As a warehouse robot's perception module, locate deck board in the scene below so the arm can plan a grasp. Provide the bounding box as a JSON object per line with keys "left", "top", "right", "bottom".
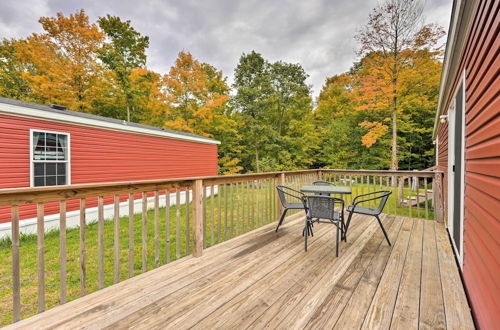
{"left": 7, "top": 214, "right": 474, "bottom": 330}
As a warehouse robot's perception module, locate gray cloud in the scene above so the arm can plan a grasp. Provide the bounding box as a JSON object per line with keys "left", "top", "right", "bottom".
{"left": 0, "top": 0, "right": 452, "bottom": 98}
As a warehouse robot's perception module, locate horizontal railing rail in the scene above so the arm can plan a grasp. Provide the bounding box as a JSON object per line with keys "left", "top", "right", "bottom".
{"left": 0, "top": 168, "right": 444, "bottom": 325}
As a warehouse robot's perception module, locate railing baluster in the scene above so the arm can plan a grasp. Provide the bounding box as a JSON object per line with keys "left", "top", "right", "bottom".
{"left": 98, "top": 196, "right": 104, "bottom": 289}
{"left": 269, "top": 178, "right": 273, "bottom": 221}
{"left": 416, "top": 178, "right": 421, "bottom": 218}
{"left": 142, "top": 192, "right": 148, "bottom": 272}
{"left": 252, "top": 180, "right": 256, "bottom": 229}
{"left": 175, "top": 189, "right": 180, "bottom": 260}
{"left": 224, "top": 184, "right": 228, "bottom": 241}
{"left": 128, "top": 193, "right": 134, "bottom": 277}
{"left": 59, "top": 200, "right": 67, "bottom": 304}
{"left": 241, "top": 182, "right": 245, "bottom": 233}
{"left": 265, "top": 179, "right": 268, "bottom": 220}
{"left": 203, "top": 185, "right": 207, "bottom": 248}
{"left": 165, "top": 188, "right": 171, "bottom": 263}
{"left": 409, "top": 178, "right": 412, "bottom": 218}
{"left": 12, "top": 205, "right": 20, "bottom": 322}
{"left": 235, "top": 182, "right": 240, "bottom": 236}
{"left": 247, "top": 181, "right": 251, "bottom": 231}
{"left": 114, "top": 194, "right": 120, "bottom": 282}
{"left": 424, "top": 178, "right": 429, "bottom": 219}
{"left": 37, "top": 202, "right": 45, "bottom": 312}
{"left": 395, "top": 178, "right": 399, "bottom": 216}
{"left": 211, "top": 185, "right": 215, "bottom": 246}
{"left": 218, "top": 184, "right": 222, "bottom": 243}
{"left": 79, "top": 198, "right": 86, "bottom": 296}
{"left": 186, "top": 188, "right": 190, "bottom": 254}
{"left": 154, "top": 191, "right": 159, "bottom": 268}
{"left": 232, "top": 183, "right": 236, "bottom": 237}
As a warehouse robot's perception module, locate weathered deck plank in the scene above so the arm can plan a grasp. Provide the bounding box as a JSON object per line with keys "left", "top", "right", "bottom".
{"left": 7, "top": 214, "right": 473, "bottom": 330}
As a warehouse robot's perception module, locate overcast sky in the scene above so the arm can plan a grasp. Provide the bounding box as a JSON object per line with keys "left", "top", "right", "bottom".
{"left": 1, "top": 0, "right": 452, "bottom": 98}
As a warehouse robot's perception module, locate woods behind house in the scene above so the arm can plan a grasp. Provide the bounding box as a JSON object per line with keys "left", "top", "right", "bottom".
{"left": 0, "top": 1, "right": 445, "bottom": 174}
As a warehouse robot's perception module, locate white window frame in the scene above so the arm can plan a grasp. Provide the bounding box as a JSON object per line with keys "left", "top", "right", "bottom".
{"left": 29, "top": 129, "right": 71, "bottom": 187}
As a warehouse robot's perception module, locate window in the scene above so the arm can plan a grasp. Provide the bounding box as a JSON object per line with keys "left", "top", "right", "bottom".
{"left": 31, "top": 130, "right": 70, "bottom": 187}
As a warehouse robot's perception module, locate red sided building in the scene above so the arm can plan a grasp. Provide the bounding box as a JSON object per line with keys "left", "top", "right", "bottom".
{"left": 434, "top": 0, "right": 499, "bottom": 328}
{"left": 0, "top": 97, "right": 219, "bottom": 236}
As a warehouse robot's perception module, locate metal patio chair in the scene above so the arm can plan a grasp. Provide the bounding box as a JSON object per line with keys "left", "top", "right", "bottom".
{"left": 275, "top": 185, "right": 306, "bottom": 232}
{"left": 312, "top": 180, "right": 333, "bottom": 196}
{"left": 343, "top": 190, "right": 392, "bottom": 246}
{"left": 302, "top": 195, "right": 345, "bottom": 256}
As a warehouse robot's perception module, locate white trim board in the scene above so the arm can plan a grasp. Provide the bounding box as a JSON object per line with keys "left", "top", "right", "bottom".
{"left": 0, "top": 186, "right": 218, "bottom": 239}
{"left": 0, "top": 102, "right": 220, "bottom": 145}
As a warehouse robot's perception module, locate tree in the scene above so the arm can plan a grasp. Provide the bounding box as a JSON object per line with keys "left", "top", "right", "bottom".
{"left": 161, "top": 51, "right": 242, "bottom": 174}
{"left": 0, "top": 39, "right": 34, "bottom": 101}
{"left": 14, "top": 10, "right": 106, "bottom": 112}
{"left": 98, "top": 15, "right": 150, "bottom": 122}
{"left": 355, "top": 0, "right": 443, "bottom": 170}
{"left": 232, "top": 51, "right": 315, "bottom": 172}
{"left": 232, "top": 51, "right": 273, "bottom": 172}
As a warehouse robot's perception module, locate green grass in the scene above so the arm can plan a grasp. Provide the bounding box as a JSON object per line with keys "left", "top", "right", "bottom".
{"left": 0, "top": 176, "right": 435, "bottom": 326}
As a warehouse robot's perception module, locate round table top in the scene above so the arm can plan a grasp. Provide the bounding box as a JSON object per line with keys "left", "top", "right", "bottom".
{"left": 300, "top": 185, "right": 352, "bottom": 194}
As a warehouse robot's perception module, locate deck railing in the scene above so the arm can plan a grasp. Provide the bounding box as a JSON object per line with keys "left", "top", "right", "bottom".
{"left": 0, "top": 169, "right": 443, "bottom": 325}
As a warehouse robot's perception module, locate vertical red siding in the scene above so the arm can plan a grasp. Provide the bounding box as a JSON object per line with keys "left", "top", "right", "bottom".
{"left": 436, "top": 1, "right": 500, "bottom": 328}
{"left": 0, "top": 114, "right": 218, "bottom": 223}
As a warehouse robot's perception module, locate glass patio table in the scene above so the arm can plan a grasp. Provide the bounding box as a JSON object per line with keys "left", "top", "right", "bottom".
{"left": 300, "top": 185, "right": 352, "bottom": 196}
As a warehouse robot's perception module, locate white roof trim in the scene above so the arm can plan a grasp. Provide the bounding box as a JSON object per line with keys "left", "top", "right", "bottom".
{"left": 0, "top": 102, "right": 220, "bottom": 145}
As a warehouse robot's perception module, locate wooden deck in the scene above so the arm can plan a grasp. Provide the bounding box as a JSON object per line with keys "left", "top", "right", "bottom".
{"left": 7, "top": 213, "right": 474, "bottom": 329}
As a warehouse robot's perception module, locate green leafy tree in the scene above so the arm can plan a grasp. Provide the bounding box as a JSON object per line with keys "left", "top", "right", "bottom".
{"left": 98, "top": 15, "right": 149, "bottom": 122}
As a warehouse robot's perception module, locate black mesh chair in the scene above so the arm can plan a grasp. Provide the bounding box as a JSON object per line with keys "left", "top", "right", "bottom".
{"left": 302, "top": 195, "right": 345, "bottom": 256}
{"left": 312, "top": 181, "right": 333, "bottom": 196}
{"left": 343, "top": 190, "right": 392, "bottom": 245}
{"left": 275, "top": 185, "right": 306, "bottom": 232}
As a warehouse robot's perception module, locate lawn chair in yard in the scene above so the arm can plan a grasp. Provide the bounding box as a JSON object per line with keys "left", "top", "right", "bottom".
{"left": 302, "top": 195, "right": 345, "bottom": 256}
{"left": 275, "top": 185, "right": 306, "bottom": 232}
{"left": 312, "top": 181, "right": 333, "bottom": 196}
{"left": 343, "top": 190, "right": 392, "bottom": 246}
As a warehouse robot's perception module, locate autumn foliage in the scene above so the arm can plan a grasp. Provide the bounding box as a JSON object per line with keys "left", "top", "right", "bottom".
{"left": 0, "top": 3, "right": 444, "bottom": 173}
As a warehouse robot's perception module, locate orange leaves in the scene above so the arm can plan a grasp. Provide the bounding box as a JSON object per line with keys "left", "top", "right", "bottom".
{"left": 161, "top": 51, "right": 231, "bottom": 138}
{"left": 359, "top": 121, "right": 388, "bottom": 148}
{"left": 14, "top": 9, "right": 106, "bottom": 112}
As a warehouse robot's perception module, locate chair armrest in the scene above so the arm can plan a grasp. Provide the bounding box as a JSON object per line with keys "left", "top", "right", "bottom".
{"left": 351, "top": 190, "right": 392, "bottom": 207}
{"left": 278, "top": 187, "right": 305, "bottom": 203}
{"left": 352, "top": 190, "right": 390, "bottom": 205}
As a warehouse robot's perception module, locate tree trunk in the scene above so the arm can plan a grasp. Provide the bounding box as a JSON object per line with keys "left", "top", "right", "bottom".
{"left": 391, "top": 102, "right": 398, "bottom": 170}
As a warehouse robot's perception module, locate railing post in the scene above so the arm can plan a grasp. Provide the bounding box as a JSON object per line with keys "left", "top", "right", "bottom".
{"left": 278, "top": 172, "right": 286, "bottom": 216}
{"left": 434, "top": 172, "right": 444, "bottom": 223}
{"left": 317, "top": 169, "right": 322, "bottom": 181}
{"left": 192, "top": 179, "right": 204, "bottom": 257}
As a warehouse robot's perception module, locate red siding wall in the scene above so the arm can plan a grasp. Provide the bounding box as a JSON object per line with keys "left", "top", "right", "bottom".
{"left": 0, "top": 113, "right": 218, "bottom": 223}
{"left": 436, "top": 1, "right": 499, "bottom": 328}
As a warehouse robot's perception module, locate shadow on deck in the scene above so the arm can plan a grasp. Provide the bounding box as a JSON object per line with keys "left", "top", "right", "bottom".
{"left": 7, "top": 213, "right": 474, "bottom": 329}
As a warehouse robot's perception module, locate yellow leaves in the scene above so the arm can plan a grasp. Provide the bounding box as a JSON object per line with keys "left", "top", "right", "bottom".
{"left": 359, "top": 121, "right": 388, "bottom": 148}
{"left": 14, "top": 10, "right": 106, "bottom": 113}
{"left": 220, "top": 157, "right": 243, "bottom": 175}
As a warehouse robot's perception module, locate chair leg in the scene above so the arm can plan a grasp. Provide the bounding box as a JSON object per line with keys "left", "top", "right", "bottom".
{"left": 343, "top": 211, "right": 353, "bottom": 242}
{"left": 336, "top": 221, "right": 340, "bottom": 257}
{"left": 275, "top": 209, "right": 288, "bottom": 232}
{"left": 304, "top": 222, "right": 309, "bottom": 252}
{"left": 375, "top": 215, "right": 391, "bottom": 246}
